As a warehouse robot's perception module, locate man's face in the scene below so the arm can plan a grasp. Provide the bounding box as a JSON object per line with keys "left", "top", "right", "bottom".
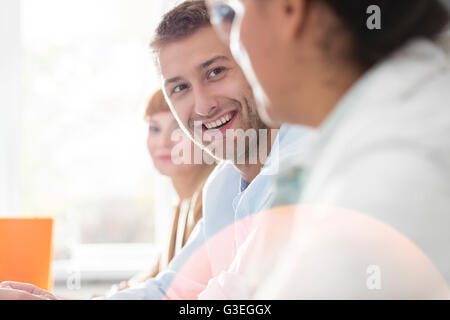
{"left": 158, "top": 26, "right": 266, "bottom": 162}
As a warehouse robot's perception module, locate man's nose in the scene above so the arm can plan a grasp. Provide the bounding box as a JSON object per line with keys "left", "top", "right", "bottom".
{"left": 193, "top": 87, "right": 219, "bottom": 117}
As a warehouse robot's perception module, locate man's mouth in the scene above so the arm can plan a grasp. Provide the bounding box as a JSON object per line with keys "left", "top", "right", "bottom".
{"left": 203, "top": 111, "right": 237, "bottom": 131}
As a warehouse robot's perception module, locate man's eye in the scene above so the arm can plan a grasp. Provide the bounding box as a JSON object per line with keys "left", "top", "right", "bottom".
{"left": 207, "top": 67, "right": 226, "bottom": 80}
{"left": 173, "top": 84, "right": 188, "bottom": 94}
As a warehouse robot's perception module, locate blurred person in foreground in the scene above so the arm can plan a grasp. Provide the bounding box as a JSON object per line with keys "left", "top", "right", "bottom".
{"left": 199, "top": 0, "right": 450, "bottom": 298}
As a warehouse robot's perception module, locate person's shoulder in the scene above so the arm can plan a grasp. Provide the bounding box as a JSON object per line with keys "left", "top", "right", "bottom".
{"left": 206, "top": 161, "right": 238, "bottom": 182}
{"left": 269, "top": 124, "right": 316, "bottom": 170}
{"left": 201, "top": 161, "right": 242, "bottom": 228}
{"left": 203, "top": 161, "right": 241, "bottom": 196}
{"left": 279, "top": 124, "right": 313, "bottom": 144}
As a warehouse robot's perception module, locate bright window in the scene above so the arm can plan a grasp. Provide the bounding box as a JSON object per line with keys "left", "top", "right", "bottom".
{"left": 0, "top": 0, "right": 179, "bottom": 295}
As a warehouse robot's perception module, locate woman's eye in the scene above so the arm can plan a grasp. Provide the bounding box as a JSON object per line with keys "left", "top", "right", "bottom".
{"left": 173, "top": 84, "right": 188, "bottom": 94}
{"left": 215, "top": 4, "right": 235, "bottom": 24}
{"left": 149, "top": 126, "right": 160, "bottom": 133}
{"left": 208, "top": 67, "right": 225, "bottom": 80}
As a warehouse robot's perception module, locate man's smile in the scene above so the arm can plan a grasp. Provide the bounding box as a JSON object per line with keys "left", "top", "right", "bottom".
{"left": 201, "top": 110, "right": 238, "bottom": 135}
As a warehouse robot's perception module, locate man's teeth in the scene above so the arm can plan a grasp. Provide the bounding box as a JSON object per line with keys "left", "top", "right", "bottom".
{"left": 205, "top": 113, "right": 233, "bottom": 129}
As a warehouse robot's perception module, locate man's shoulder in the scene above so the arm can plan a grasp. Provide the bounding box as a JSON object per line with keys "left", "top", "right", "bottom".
{"left": 201, "top": 161, "right": 242, "bottom": 233}
{"left": 205, "top": 160, "right": 239, "bottom": 184}
{"left": 203, "top": 161, "right": 241, "bottom": 201}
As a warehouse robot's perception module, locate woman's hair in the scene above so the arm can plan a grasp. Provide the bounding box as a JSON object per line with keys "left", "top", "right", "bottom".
{"left": 323, "top": 0, "right": 450, "bottom": 68}
{"left": 144, "top": 89, "right": 171, "bottom": 121}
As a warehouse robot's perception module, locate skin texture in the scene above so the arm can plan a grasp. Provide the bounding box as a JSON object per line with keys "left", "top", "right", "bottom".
{"left": 159, "top": 26, "right": 271, "bottom": 182}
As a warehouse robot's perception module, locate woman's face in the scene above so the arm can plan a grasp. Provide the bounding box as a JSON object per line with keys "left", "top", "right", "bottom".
{"left": 207, "top": 0, "right": 314, "bottom": 126}
{"left": 147, "top": 111, "right": 195, "bottom": 177}
{"left": 207, "top": 0, "right": 292, "bottom": 125}
{"left": 209, "top": 0, "right": 363, "bottom": 128}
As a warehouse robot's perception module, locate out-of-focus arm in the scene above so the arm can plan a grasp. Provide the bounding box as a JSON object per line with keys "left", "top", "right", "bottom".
{"left": 100, "top": 219, "right": 213, "bottom": 300}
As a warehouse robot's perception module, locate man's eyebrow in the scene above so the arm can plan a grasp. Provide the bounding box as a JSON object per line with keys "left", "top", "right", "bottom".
{"left": 164, "top": 76, "right": 183, "bottom": 86}
{"left": 198, "top": 55, "right": 230, "bottom": 70}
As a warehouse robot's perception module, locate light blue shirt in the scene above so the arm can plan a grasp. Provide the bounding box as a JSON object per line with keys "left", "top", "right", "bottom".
{"left": 103, "top": 124, "right": 313, "bottom": 299}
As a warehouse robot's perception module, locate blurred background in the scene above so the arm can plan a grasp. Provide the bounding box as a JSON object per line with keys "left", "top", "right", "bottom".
{"left": 0, "top": 0, "right": 179, "bottom": 298}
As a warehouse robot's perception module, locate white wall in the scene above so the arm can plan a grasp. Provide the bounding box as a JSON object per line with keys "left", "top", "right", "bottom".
{"left": 0, "top": 0, "right": 21, "bottom": 216}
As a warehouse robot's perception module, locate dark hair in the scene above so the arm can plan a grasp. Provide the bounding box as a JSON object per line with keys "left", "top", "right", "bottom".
{"left": 323, "top": 0, "right": 449, "bottom": 68}
{"left": 150, "top": 0, "right": 210, "bottom": 51}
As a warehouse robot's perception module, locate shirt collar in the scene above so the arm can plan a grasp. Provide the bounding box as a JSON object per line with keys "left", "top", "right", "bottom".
{"left": 240, "top": 178, "right": 250, "bottom": 193}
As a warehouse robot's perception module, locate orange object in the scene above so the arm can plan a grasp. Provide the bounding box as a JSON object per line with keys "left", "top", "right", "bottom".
{"left": 0, "top": 218, "right": 54, "bottom": 290}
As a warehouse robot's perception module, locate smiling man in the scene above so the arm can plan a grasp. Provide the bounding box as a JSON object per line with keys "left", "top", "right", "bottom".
{"left": 155, "top": 24, "right": 272, "bottom": 182}
{"left": 98, "top": 0, "right": 310, "bottom": 299}
{"left": 0, "top": 0, "right": 311, "bottom": 300}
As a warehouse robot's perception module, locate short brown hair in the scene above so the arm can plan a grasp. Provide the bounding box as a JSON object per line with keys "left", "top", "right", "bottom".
{"left": 150, "top": 0, "right": 210, "bottom": 51}
{"left": 144, "top": 89, "right": 171, "bottom": 121}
